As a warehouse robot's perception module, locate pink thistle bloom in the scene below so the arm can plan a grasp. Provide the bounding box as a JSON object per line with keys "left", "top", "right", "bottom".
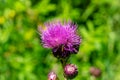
{"left": 39, "top": 21, "right": 81, "bottom": 58}
{"left": 48, "top": 71, "right": 59, "bottom": 80}
{"left": 64, "top": 64, "right": 78, "bottom": 79}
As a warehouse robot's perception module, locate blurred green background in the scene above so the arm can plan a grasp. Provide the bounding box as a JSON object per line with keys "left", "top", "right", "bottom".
{"left": 0, "top": 0, "right": 120, "bottom": 80}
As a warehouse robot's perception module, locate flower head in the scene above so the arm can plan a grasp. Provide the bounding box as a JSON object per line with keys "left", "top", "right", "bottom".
{"left": 48, "top": 71, "right": 59, "bottom": 80}
{"left": 64, "top": 64, "right": 78, "bottom": 79}
{"left": 39, "top": 20, "right": 81, "bottom": 58}
{"left": 90, "top": 67, "right": 101, "bottom": 77}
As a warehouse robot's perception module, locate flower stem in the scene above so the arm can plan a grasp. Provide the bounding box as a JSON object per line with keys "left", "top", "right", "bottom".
{"left": 60, "top": 58, "right": 70, "bottom": 80}
{"left": 60, "top": 57, "right": 69, "bottom": 68}
{"left": 64, "top": 78, "right": 72, "bottom": 80}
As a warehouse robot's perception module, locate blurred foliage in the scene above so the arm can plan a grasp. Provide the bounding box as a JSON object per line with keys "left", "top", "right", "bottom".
{"left": 0, "top": 0, "right": 120, "bottom": 80}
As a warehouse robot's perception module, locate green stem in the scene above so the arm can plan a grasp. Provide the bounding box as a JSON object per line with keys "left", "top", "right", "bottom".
{"left": 60, "top": 57, "right": 69, "bottom": 67}
{"left": 60, "top": 57, "right": 70, "bottom": 80}
{"left": 65, "top": 78, "right": 72, "bottom": 80}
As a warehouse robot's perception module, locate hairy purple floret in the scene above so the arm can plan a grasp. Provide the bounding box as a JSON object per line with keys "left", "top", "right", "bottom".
{"left": 48, "top": 71, "right": 58, "bottom": 80}
{"left": 64, "top": 64, "right": 78, "bottom": 79}
{"left": 39, "top": 21, "right": 81, "bottom": 58}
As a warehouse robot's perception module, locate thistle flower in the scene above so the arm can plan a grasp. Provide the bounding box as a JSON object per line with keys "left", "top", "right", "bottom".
{"left": 39, "top": 20, "right": 81, "bottom": 58}
{"left": 90, "top": 67, "right": 101, "bottom": 77}
{"left": 64, "top": 64, "right": 78, "bottom": 79}
{"left": 48, "top": 71, "right": 59, "bottom": 80}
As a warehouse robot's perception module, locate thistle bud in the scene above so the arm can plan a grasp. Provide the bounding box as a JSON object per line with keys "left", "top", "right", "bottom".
{"left": 90, "top": 67, "right": 101, "bottom": 77}
{"left": 48, "top": 71, "right": 59, "bottom": 80}
{"left": 64, "top": 64, "right": 78, "bottom": 79}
